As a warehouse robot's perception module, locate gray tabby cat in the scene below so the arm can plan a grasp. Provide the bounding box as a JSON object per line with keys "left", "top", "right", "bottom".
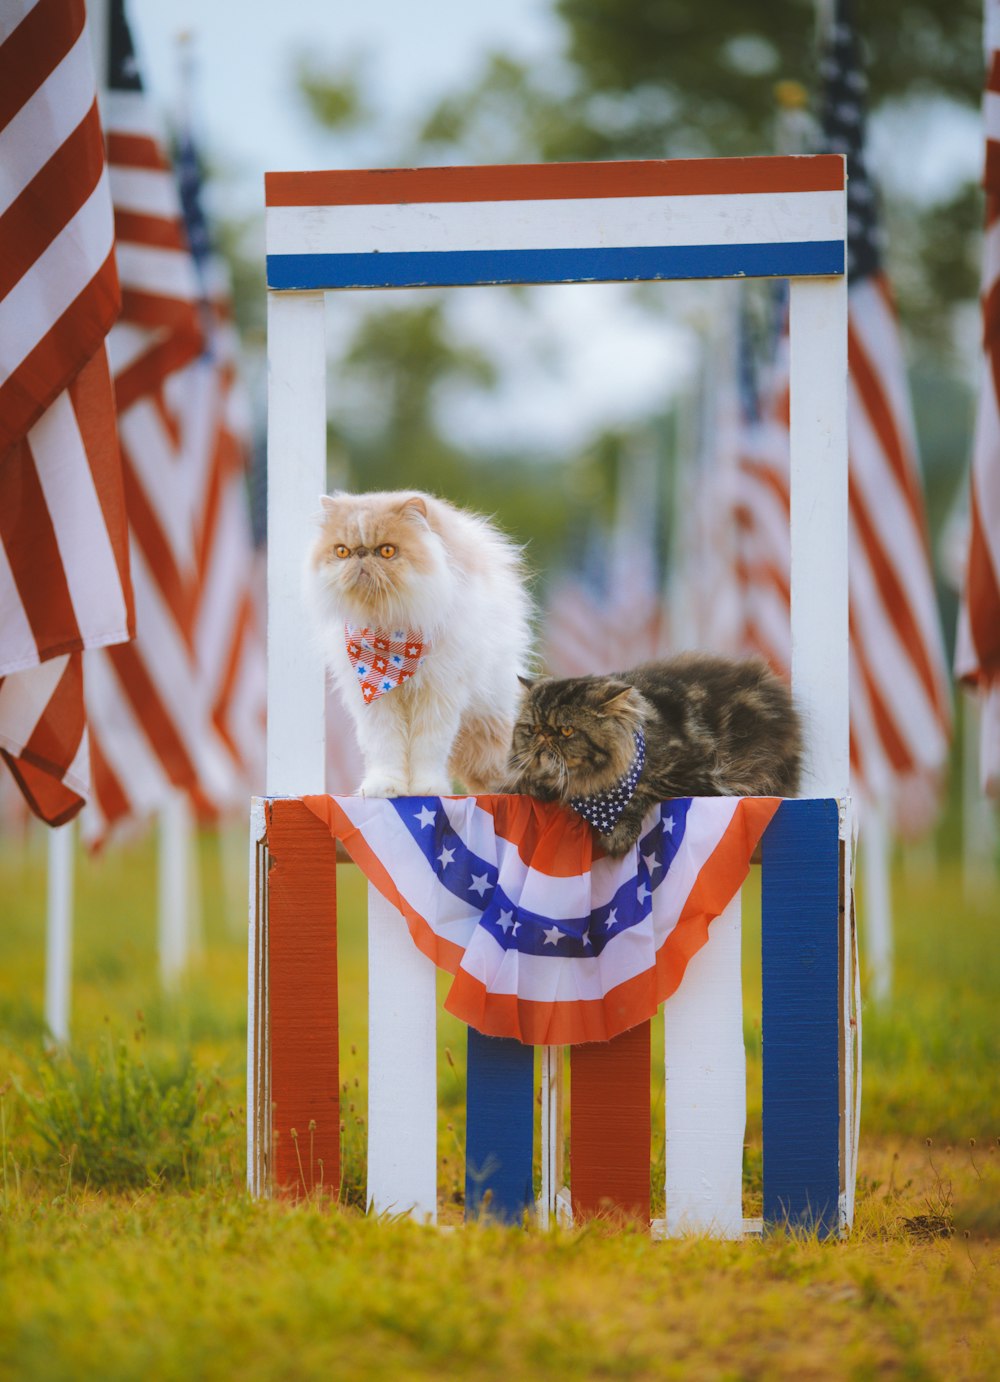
{"left": 506, "top": 653, "right": 802, "bottom": 856}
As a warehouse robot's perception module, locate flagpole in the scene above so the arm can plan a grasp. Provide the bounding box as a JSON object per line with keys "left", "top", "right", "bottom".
{"left": 44, "top": 822, "right": 74, "bottom": 1043}
{"left": 41, "top": 0, "right": 113, "bottom": 1047}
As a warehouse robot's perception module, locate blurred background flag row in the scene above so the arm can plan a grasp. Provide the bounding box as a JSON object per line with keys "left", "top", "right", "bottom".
{"left": 667, "top": 0, "right": 954, "bottom": 844}
{"left": 82, "top": 0, "right": 261, "bottom": 845}
{"left": 955, "top": 0, "right": 1000, "bottom": 800}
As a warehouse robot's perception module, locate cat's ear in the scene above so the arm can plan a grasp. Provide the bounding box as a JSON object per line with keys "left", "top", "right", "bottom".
{"left": 399, "top": 495, "right": 429, "bottom": 523}
{"left": 517, "top": 674, "right": 536, "bottom": 691}
{"left": 599, "top": 684, "right": 636, "bottom": 716}
{"left": 318, "top": 492, "right": 344, "bottom": 514}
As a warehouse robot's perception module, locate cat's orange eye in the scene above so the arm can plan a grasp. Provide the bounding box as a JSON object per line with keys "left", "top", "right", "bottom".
{"left": 559, "top": 726, "right": 574, "bottom": 738}
{"left": 334, "top": 544, "right": 350, "bottom": 559}
{"left": 378, "top": 544, "right": 397, "bottom": 559}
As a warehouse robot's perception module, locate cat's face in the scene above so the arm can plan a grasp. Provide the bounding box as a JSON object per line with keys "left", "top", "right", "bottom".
{"left": 508, "top": 675, "right": 644, "bottom": 801}
{"left": 308, "top": 492, "right": 445, "bottom": 625}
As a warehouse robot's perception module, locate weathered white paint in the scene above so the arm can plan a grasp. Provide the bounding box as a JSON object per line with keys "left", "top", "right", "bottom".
{"left": 44, "top": 822, "right": 74, "bottom": 1044}
{"left": 267, "top": 191, "right": 846, "bottom": 259}
{"left": 367, "top": 885, "right": 438, "bottom": 1222}
{"left": 789, "top": 274, "right": 850, "bottom": 798}
{"left": 538, "top": 1046, "right": 565, "bottom": 1227}
{"left": 266, "top": 290, "right": 327, "bottom": 796}
{"left": 662, "top": 892, "right": 745, "bottom": 1237}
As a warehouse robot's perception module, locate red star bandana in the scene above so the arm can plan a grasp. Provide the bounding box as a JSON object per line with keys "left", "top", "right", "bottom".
{"left": 345, "top": 624, "right": 429, "bottom": 704}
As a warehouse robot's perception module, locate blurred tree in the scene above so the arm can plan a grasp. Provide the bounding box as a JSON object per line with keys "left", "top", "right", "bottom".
{"left": 289, "top": 0, "right": 981, "bottom": 570}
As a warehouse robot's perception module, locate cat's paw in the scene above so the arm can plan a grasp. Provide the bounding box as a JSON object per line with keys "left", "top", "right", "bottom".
{"left": 358, "top": 773, "right": 408, "bottom": 798}
{"left": 599, "top": 822, "right": 641, "bottom": 858}
{"left": 407, "top": 773, "right": 454, "bottom": 797}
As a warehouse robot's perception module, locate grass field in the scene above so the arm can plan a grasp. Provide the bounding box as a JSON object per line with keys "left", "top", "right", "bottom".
{"left": 1, "top": 820, "right": 998, "bottom": 1381}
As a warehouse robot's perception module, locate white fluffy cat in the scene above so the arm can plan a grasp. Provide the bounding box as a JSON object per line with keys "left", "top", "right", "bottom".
{"left": 305, "top": 489, "right": 533, "bottom": 797}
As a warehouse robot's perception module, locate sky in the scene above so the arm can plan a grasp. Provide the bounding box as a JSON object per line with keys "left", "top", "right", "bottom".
{"left": 122, "top": 0, "right": 703, "bottom": 454}
{"left": 122, "top": 0, "right": 983, "bottom": 457}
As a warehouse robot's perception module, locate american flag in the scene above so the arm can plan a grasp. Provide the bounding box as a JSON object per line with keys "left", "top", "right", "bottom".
{"left": 719, "top": 3, "right": 951, "bottom": 836}
{"left": 0, "top": 0, "right": 134, "bottom": 825}
{"left": 173, "top": 123, "right": 267, "bottom": 808}
{"left": 543, "top": 453, "right": 670, "bottom": 677}
{"left": 303, "top": 791, "right": 778, "bottom": 1044}
{"left": 83, "top": 0, "right": 237, "bottom": 841}
{"left": 821, "top": 0, "right": 952, "bottom": 834}
{"left": 955, "top": 4, "right": 1000, "bottom": 799}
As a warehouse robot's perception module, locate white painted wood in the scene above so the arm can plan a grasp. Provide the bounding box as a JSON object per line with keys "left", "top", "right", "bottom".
{"left": 788, "top": 272, "right": 850, "bottom": 798}
{"left": 267, "top": 191, "right": 846, "bottom": 259}
{"left": 44, "top": 822, "right": 74, "bottom": 1044}
{"left": 663, "top": 892, "right": 745, "bottom": 1237}
{"left": 158, "top": 792, "right": 192, "bottom": 989}
{"left": 538, "top": 1046, "right": 565, "bottom": 1227}
{"left": 861, "top": 800, "right": 892, "bottom": 1005}
{"left": 266, "top": 290, "right": 327, "bottom": 796}
{"left": 367, "top": 884, "right": 437, "bottom": 1222}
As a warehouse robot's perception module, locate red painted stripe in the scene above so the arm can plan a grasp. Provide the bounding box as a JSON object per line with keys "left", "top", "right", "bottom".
{"left": 266, "top": 155, "right": 845, "bottom": 208}
{"left": 571, "top": 1022, "right": 651, "bottom": 1223}
{"left": 266, "top": 798, "right": 340, "bottom": 1199}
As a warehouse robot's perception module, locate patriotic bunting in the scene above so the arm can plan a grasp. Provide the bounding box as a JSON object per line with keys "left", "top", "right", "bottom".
{"left": 303, "top": 793, "right": 779, "bottom": 1044}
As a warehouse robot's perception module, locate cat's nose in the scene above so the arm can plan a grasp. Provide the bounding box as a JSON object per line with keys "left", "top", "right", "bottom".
{"left": 355, "top": 546, "right": 369, "bottom": 557}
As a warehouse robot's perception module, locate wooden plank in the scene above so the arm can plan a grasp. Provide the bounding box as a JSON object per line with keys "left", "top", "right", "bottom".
{"left": 570, "top": 1022, "right": 651, "bottom": 1223}
{"left": 663, "top": 892, "right": 745, "bottom": 1237}
{"left": 265, "top": 155, "right": 846, "bottom": 208}
{"left": 367, "top": 884, "right": 438, "bottom": 1222}
{"left": 266, "top": 798, "right": 340, "bottom": 1198}
{"left": 539, "top": 1045, "right": 565, "bottom": 1227}
{"left": 788, "top": 273, "right": 850, "bottom": 798}
{"left": 465, "top": 1029, "right": 535, "bottom": 1224}
{"left": 761, "top": 798, "right": 841, "bottom": 1236}
{"left": 265, "top": 289, "right": 327, "bottom": 796}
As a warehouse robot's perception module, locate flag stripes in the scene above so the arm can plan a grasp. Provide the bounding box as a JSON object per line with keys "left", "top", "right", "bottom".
{"left": 956, "top": 34, "right": 1000, "bottom": 797}
{"left": 0, "top": 0, "right": 132, "bottom": 823}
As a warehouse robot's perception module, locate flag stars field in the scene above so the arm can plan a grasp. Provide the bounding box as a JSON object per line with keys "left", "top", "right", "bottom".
{"left": 415, "top": 805, "right": 436, "bottom": 828}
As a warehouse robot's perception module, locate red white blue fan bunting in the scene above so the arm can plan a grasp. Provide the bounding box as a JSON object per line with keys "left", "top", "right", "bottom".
{"left": 303, "top": 793, "right": 779, "bottom": 1044}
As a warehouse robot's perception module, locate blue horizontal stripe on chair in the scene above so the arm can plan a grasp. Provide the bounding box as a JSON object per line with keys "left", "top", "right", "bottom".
{"left": 266, "top": 241, "right": 845, "bottom": 291}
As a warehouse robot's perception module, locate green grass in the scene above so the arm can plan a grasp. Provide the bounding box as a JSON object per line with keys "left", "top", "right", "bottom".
{"left": 0, "top": 821, "right": 998, "bottom": 1380}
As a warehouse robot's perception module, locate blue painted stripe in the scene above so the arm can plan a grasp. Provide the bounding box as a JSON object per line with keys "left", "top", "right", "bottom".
{"left": 267, "top": 241, "right": 845, "bottom": 290}
{"left": 465, "top": 1028, "right": 535, "bottom": 1224}
{"left": 761, "top": 798, "right": 841, "bottom": 1238}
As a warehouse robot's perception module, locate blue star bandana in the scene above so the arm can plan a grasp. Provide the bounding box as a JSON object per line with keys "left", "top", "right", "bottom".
{"left": 569, "top": 728, "right": 646, "bottom": 835}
